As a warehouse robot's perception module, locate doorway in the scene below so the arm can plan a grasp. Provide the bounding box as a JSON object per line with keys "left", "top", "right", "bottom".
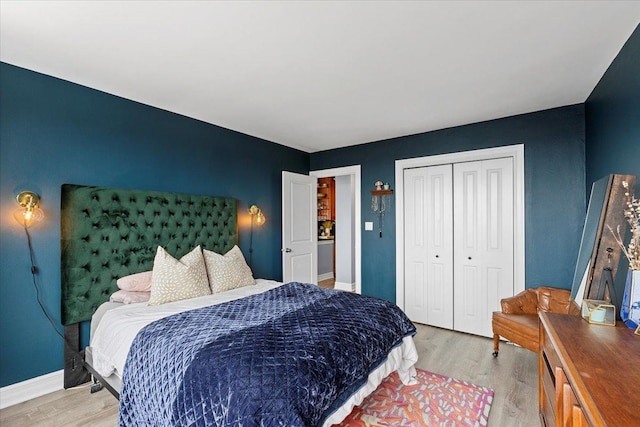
{"left": 311, "top": 165, "right": 362, "bottom": 294}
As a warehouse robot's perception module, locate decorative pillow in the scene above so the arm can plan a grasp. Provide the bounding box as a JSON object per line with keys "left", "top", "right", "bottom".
{"left": 203, "top": 245, "right": 255, "bottom": 294}
{"left": 110, "top": 290, "right": 151, "bottom": 304}
{"left": 116, "top": 271, "right": 153, "bottom": 292}
{"left": 148, "top": 245, "right": 211, "bottom": 306}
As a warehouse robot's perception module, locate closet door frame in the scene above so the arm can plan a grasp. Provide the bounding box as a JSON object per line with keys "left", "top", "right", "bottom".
{"left": 395, "top": 144, "right": 525, "bottom": 310}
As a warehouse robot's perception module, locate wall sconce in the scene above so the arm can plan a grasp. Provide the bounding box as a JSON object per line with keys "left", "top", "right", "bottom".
{"left": 371, "top": 182, "right": 393, "bottom": 238}
{"left": 248, "top": 205, "right": 266, "bottom": 268}
{"left": 249, "top": 205, "right": 266, "bottom": 226}
{"left": 14, "top": 191, "right": 44, "bottom": 228}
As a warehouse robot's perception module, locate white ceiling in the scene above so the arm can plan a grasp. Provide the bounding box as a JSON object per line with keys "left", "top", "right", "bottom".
{"left": 2, "top": 1, "right": 639, "bottom": 153}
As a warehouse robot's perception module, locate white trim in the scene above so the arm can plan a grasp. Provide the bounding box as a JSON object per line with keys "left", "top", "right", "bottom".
{"left": 310, "top": 165, "right": 362, "bottom": 294}
{"left": 334, "top": 281, "right": 355, "bottom": 292}
{"left": 0, "top": 370, "right": 64, "bottom": 409}
{"left": 395, "top": 144, "right": 525, "bottom": 310}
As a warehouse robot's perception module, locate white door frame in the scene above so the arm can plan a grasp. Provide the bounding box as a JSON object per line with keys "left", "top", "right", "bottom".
{"left": 395, "top": 144, "right": 525, "bottom": 310}
{"left": 310, "top": 165, "right": 362, "bottom": 294}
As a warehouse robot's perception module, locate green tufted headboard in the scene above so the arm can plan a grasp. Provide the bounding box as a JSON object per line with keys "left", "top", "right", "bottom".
{"left": 60, "top": 184, "right": 238, "bottom": 325}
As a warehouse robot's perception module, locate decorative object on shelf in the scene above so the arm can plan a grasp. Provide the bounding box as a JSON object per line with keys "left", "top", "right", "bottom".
{"left": 581, "top": 299, "right": 616, "bottom": 326}
{"left": 320, "top": 220, "right": 333, "bottom": 238}
{"left": 248, "top": 205, "right": 265, "bottom": 268}
{"left": 371, "top": 182, "right": 393, "bottom": 238}
{"left": 635, "top": 324, "right": 640, "bottom": 336}
{"left": 14, "top": 190, "right": 44, "bottom": 228}
{"left": 316, "top": 177, "right": 334, "bottom": 225}
{"left": 608, "top": 180, "right": 640, "bottom": 328}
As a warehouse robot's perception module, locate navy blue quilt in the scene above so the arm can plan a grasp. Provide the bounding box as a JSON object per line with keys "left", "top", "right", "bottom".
{"left": 118, "top": 282, "right": 416, "bottom": 427}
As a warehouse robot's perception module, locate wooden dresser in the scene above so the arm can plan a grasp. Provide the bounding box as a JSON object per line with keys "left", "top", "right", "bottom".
{"left": 539, "top": 312, "right": 640, "bottom": 426}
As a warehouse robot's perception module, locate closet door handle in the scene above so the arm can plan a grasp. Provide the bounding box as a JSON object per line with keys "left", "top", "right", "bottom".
{"left": 435, "top": 255, "right": 439, "bottom": 258}
{"left": 282, "top": 248, "right": 292, "bottom": 253}
{"left": 468, "top": 256, "right": 472, "bottom": 260}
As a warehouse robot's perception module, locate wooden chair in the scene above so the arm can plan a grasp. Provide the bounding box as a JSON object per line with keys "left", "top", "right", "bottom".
{"left": 491, "top": 287, "right": 580, "bottom": 357}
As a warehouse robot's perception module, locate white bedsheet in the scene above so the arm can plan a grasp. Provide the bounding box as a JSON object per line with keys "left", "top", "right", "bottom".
{"left": 89, "top": 279, "right": 283, "bottom": 378}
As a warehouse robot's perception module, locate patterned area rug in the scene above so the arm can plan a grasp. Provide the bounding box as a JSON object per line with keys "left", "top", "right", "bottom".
{"left": 336, "top": 368, "right": 494, "bottom": 427}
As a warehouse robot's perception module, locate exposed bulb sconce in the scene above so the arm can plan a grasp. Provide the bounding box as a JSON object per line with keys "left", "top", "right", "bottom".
{"left": 14, "top": 191, "right": 44, "bottom": 228}
{"left": 249, "top": 205, "right": 266, "bottom": 226}
{"left": 248, "top": 205, "right": 266, "bottom": 269}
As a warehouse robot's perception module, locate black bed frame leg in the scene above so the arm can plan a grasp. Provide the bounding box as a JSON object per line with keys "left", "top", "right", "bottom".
{"left": 90, "top": 376, "right": 104, "bottom": 393}
{"left": 64, "top": 324, "right": 91, "bottom": 389}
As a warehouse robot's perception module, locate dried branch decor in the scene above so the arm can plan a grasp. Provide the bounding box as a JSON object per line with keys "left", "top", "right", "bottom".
{"left": 608, "top": 181, "right": 640, "bottom": 271}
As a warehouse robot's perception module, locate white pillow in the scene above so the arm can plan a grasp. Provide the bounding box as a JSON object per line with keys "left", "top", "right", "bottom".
{"left": 116, "top": 271, "right": 152, "bottom": 292}
{"left": 203, "top": 245, "right": 255, "bottom": 294}
{"left": 148, "top": 245, "right": 211, "bottom": 306}
{"left": 110, "top": 290, "right": 151, "bottom": 304}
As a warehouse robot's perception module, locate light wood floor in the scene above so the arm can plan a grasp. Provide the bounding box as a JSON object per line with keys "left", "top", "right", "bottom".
{"left": 0, "top": 324, "right": 538, "bottom": 426}
{"left": 318, "top": 278, "right": 335, "bottom": 289}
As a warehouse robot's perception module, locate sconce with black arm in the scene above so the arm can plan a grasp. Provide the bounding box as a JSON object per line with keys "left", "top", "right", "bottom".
{"left": 14, "top": 191, "right": 84, "bottom": 375}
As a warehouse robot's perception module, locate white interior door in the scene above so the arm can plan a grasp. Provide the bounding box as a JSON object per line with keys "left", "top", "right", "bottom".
{"left": 282, "top": 171, "right": 318, "bottom": 284}
{"left": 453, "top": 158, "right": 514, "bottom": 337}
{"left": 404, "top": 165, "right": 454, "bottom": 328}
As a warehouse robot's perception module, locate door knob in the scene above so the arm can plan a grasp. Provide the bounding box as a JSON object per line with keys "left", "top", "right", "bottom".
{"left": 468, "top": 256, "right": 472, "bottom": 260}
{"left": 282, "top": 248, "right": 292, "bottom": 253}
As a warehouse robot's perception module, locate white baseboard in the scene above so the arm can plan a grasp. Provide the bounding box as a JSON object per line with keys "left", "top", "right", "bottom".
{"left": 0, "top": 370, "right": 63, "bottom": 409}
{"left": 318, "top": 272, "right": 334, "bottom": 282}
{"left": 334, "top": 281, "right": 355, "bottom": 292}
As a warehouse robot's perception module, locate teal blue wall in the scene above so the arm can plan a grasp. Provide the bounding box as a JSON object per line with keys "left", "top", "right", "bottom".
{"left": 311, "top": 105, "right": 587, "bottom": 302}
{"left": 585, "top": 24, "right": 640, "bottom": 307}
{"left": 0, "top": 63, "right": 308, "bottom": 387}
{"left": 585, "top": 24, "right": 640, "bottom": 186}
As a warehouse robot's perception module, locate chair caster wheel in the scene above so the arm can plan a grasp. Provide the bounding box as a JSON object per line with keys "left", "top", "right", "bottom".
{"left": 492, "top": 352, "right": 498, "bottom": 358}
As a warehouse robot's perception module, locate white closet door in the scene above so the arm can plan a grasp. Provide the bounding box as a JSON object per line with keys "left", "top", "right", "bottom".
{"left": 453, "top": 158, "right": 514, "bottom": 337}
{"left": 404, "top": 165, "right": 453, "bottom": 328}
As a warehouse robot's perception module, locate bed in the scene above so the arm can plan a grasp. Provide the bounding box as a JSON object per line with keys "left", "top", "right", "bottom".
{"left": 61, "top": 184, "right": 418, "bottom": 426}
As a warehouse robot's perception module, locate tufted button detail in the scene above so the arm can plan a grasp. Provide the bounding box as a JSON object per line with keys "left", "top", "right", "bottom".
{"left": 61, "top": 185, "right": 239, "bottom": 325}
